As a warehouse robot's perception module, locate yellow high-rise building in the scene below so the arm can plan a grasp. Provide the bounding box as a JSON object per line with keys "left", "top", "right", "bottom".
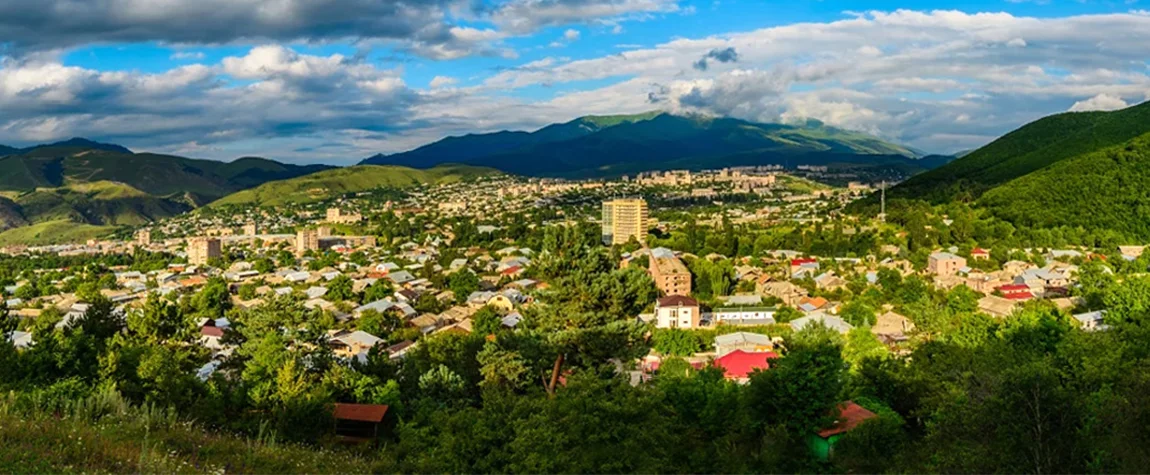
{"left": 602, "top": 198, "right": 649, "bottom": 245}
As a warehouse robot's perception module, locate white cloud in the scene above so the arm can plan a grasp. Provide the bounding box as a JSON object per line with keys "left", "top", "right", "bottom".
{"left": 4, "top": 9, "right": 1150, "bottom": 162}
{"left": 170, "top": 51, "right": 206, "bottom": 61}
{"left": 565, "top": 28, "right": 582, "bottom": 41}
{"left": 1069, "top": 93, "right": 1129, "bottom": 112}
{"left": 430, "top": 76, "right": 458, "bottom": 88}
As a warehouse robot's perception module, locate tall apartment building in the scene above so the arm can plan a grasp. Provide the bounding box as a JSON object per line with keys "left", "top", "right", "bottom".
{"left": 187, "top": 237, "right": 221, "bottom": 266}
{"left": 296, "top": 229, "right": 319, "bottom": 255}
{"left": 135, "top": 229, "right": 151, "bottom": 246}
{"left": 649, "top": 247, "right": 692, "bottom": 296}
{"left": 601, "top": 198, "right": 649, "bottom": 245}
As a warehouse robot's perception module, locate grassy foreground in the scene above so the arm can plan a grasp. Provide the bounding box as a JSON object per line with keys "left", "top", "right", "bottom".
{"left": 0, "top": 388, "right": 383, "bottom": 474}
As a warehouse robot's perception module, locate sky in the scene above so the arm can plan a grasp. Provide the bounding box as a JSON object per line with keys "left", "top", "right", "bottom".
{"left": 1, "top": 0, "right": 1149, "bottom": 165}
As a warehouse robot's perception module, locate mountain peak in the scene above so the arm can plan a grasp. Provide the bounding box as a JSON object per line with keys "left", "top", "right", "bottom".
{"left": 40, "top": 138, "right": 133, "bottom": 154}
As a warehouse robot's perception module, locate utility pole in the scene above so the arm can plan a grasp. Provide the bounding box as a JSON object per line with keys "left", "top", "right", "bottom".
{"left": 879, "top": 180, "right": 886, "bottom": 222}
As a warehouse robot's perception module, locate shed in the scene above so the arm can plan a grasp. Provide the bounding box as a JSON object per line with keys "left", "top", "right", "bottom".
{"left": 333, "top": 403, "right": 389, "bottom": 442}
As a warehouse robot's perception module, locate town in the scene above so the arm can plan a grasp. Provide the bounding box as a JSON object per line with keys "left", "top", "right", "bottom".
{"left": 0, "top": 162, "right": 1134, "bottom": 471}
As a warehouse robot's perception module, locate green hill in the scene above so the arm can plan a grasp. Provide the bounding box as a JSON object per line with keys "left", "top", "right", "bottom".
{"left": 0, "top": 181, "right": 195, "bottom": 245}
{"left": 883, "top": 100, "right": 1150, "bottom": 203}
{"left": 212, "top": 164, "right": 497, "bottom": 207}
{"left": 978, "top": 132, "right": 1150, "bottom": 239}
{"left": 361, "top": 112, "right": 929, "bottom": 177}
{"left": 0, "top": 141, "right": 334, "bottom": 200}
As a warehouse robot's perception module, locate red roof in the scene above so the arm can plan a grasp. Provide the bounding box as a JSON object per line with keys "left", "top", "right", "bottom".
{"left": 997, "top": 284, "right": 1033, "bottom": 300}
{"left": 971, "top": 248, "right": 989, "bottom": 255}
{"left": 791, "top": 258, "right": 817, "bottom": 266}
{"left": 816, "top": 401, "right": 878, "bottom": 438}
{"left": 713, "top": 350, "right": 780, "bottom": 379}
{"left": 200, "top": 326, "right": 224, "bottom": 338}
{"left": 501, "top": 266, "right": 523, "bottom": 276}
{"left": 333, "top": 403, "right": 389, "bottom": 423}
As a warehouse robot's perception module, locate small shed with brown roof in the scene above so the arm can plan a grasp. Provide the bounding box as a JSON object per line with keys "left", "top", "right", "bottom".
{"left": 333, "top": 403, "right": 389, "bottom": 442}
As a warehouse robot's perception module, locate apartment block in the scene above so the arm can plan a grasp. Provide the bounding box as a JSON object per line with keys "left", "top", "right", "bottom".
{"left": 649, "top": 247, "right": 692, "bottom": 296}
{"left": 187, "top": 237, "right": 221, "bottom": 266}
{"left": 602, "top": 198, "right": 649, "bottom": 245}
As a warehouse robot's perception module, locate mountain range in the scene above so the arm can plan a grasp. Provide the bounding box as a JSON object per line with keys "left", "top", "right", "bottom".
{"left": 360, "top": 112, "right": 940, "bottom": 178}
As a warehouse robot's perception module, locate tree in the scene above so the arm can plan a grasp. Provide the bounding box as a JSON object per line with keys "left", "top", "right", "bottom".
{"left": 447, "top": 270, "right": 480, "bottom": 304}
{"left": 357, "top": 309, "right": 404, "bottom": 339}
{"left": 363, "top": 279, "right": 393, "bottom": 303}
{"left": 652, "top": 328, "right": 703, "bottom": 356}
{"left": 472, "top": 306, "right": 503, "bottom": 336}
{"left": 326, "top": 274, "right": 355, "bottom": 303}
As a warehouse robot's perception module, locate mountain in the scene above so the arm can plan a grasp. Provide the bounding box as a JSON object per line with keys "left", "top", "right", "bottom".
{"left": 361, "top": 112, "right": 928, "bottom": 178}
{"left": 882, "top": 100, "right": 1150, "bottom": 203}
{"left": 978, "top": 132, "right": 1150, "bottom": 239}
{"left": 0, "top": 140, "right": 335, "bottom": 200}
{"left": 0, "top": 181, "right": 195, "bottom": 245}
{"left": 0, "top": 138, "right": 338, "bottom": 245}
{"left": 211, "top": 164, "right": 497, "bottom": 207}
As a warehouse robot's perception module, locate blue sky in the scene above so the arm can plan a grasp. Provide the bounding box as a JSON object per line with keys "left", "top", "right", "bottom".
{"left": 1, "top": 0, "right": 1149, "bottom": 164}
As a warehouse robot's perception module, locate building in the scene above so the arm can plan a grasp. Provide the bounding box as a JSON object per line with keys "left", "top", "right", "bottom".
{"left": 714, "top": 332, "right": 776, "bottom": 356}
{"left": 136, "top": 229, "right": 151, "bottom": 246}
{"left": 326, "top": 208, "right": 363, "bottom": 224}
{"left": 242, "top": 223, "right": 258, "bottom": 236}
{"left": 708, "top": 307, "right": 777, "bottom": 326}
{"left": 296, "top": 229, "right": 319, "bottom": 255}
{"left": 649, "top": 247, "right": 692, "bottom": 296}
{"left": 928, "top": 251, "right": 967, "bottom": 276}
{"left": 810, "top": 402, "right": 879, "bottom": 461}
{"left": 187, "top": 237, "right": 221, "bottom": 266}
{"left": 602, "top": 198, "right": 649, "bottom": 245}
{"left": 971, "top": 248, "right": 990, "bottom": 260}
{"left": 654, "top": 295, "right": 701, "bottom": 329}
{"left": 713, "top": 349, "right": 780, "bottom": 382}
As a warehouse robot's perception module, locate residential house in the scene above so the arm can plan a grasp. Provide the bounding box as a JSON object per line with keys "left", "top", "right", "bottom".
{"left": 790, "top": 258, "right": 820, "bottom": 279}
{"left": 814, "top": 271, "right": 847, "bottom": 291}
{"left": 978, "top": 295, "right": 1019, "bottom": 318}
{"left": 654, "top": 295, "right": 701, "bottom": 329}
{"left": 928, "top": 251, "right": 966, "bottom": 277}
{"left": 708, "top": 307, "right": 777, "bottom": 326}
{"left": 1072, "top": 310, "right": 1108, "bottom": 332}
{"left": 713, "top": 349, "right": 780, "bottom": 383}
{"left": 759, "top": 281, "right": 809, "bottom": 306}
{"left": 970, "top": 248, "right": 990, "bottom": 260}
{"left": 796, "top": 296, "right": 829, "bottom": 314}
{"left": 714, "top": 332, "right": 776, "bottom": 356}
{"left": 996, "top": 284, "right": 1034, "bottom": 301}
{"left": 329, "top": 330, "right": 385, "bottom": 361}
{"left": 810, "top": 402, "right": 879, "bottom": 461}
{"left": 649, "top": 247, "right": 692, "bottom": 296}
{"left": 872, "top": 311, "right": 914, "bottom": 342}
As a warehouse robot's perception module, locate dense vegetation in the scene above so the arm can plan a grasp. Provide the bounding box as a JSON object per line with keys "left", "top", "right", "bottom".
{"left": 210, "top": 164, "right": 498, "bottom": 207}
{"left": 980, "top": 132, "right": 1150, "bottom": 239}
{"left": 880, "top": 100, "right": 1150, "bottom": 204}
{"left": 362, "top": 112, "right": 936, "bottom": 178}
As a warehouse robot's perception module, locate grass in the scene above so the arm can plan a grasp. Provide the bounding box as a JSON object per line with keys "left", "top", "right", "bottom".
{"left": 0, "top": 387, "right": 383, "bottom": 474}
{"left": 0, "top": 220, "right": 117, "bottom": 246}
{"left": 211, "top": 164, "right": 497, "bottom": 207}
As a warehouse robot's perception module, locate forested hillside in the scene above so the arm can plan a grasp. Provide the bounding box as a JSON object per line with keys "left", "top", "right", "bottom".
{"left": 881, "top": 100, "right": 1150, "bottom": 203}
{"left": 979, "top": 132, "right": 1150, "bottom": 238}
